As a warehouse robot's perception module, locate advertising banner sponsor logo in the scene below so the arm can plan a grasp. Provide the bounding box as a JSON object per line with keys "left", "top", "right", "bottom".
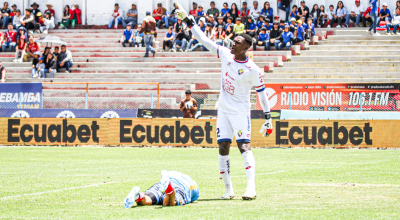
{"left": 2, "top": 118, "right": 399, "bottom": 148}
{"left": 137, "top": 109, "right": 280, "bottom": 119}
{"left": 0, "top": 109, "right": 137, "bottom": 118}
{"left": 0, "top": 83, "right": 42, "bottom": 109}
{"left": 258, "top": 83, "right": 400, "bottom": 111}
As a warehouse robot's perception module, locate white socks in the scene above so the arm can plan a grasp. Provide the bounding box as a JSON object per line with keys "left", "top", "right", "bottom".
{"left": 242, "top": 151, "right": 256, "bottom": 190}
{"left": 218, "top": 154, "right": 233, "bottom": 192}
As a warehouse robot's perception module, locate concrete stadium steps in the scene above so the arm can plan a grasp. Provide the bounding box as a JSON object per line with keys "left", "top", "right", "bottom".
{"left": 308, "top": 45, "right": 400, "bottom": 51}
{"left": 283, "top": 61, "right": 400, "bottom": 68}
{"left": 332, "top": 29, "right": 387, "bottom": 35}
{"left": 301, "top": 50, "right": 400, "bottom": 57}
{"left": 262, "top": 78, "right": 400, "bottom": 83}
{"left": 291, "top": 55, "right": 400, "bottom": 62}
{"left": 320, "top": 40, "right": 400, "bottom": 45}
{"left": 328, "top": 35, "right": 400, "bottom": 41}
{"left": 273, "top": 67, "right": 400, "bottom": 74}
{"left": 265, "top": 72, "right": 400, "bottom": 79}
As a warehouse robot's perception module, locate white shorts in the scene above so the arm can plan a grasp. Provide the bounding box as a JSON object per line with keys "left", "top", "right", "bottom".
{"left": 217, "top": 111, "right": 251, "bottom": 143}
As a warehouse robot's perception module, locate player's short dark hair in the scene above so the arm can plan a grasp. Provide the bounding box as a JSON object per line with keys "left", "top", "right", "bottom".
{"left": 185, "top": 90, "right": 191, "bottom": 94}
{"left": 239, "top": 33, "right": 252, "bottom": 48}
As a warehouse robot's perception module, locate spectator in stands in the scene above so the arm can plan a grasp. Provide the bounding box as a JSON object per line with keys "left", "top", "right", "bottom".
{"left": 205, "top": 23, "right": 215, "bottom": 41}
{"left": 290, "top": 5, "right": 298, "bottom": 20}
{"left": 327, "top": 5, "right": 335, "bottom": 28}
{"left": 42, "top": 46, "right": 51, "bottom": 63}
{"left": 0, "top": 61, "right": 5, "bottom": 82}
{"left": 13, "top": 34, "right": 26, "bottom": 63}
{"left": 41, "top": 53, "right": 57, "bottom": 78}
{"left": 199, "top": 17, "right": 206, "bottom": 31}
{"left": 366, "top": 0, "right": 379, "bottom": 35}
{"left": 230, "top": 3, "right": 240, "bottom": 21}
{"left": 35, "top": 57, "right": 45, "bottom": 78}
{"left": 30, "top": 51, "right": 40, "bottom": 78}
{"left": 0, "top": 2, "right": 11, "bottom": 29}
{"left": 20, "top": 8, "right": 35, "bottom": 30}
{"left": 234, "top": 17, "right": 245, "bottom": 34}
{"left": 298, "top": 0, "right": 309, "bottom": 21}
{"left": 261, "top": 1, "right": 274, "bottom": 22}
{"left": 206, "top": 1, "right": 219, "bottom": 21}
{"left": 108, "top": 3, "right": 125, "bottom": 29}
{"left": 31, "top": 2, "right": 41, "bottom": 23}
{"left": 187, "top": 34, "right": 201, "bottom": 52}
{"left": 44, "top": 4, "right": 54, "bottom": 16}
{"left": 345, "top": 0, "right": 364, "bottom": 28}
{"left": 269, "top": 21, "right": 283, "bottom": 50}
{"left": 250, "top": 1, "right": 261, "bottom": 20}
{"left": 2, "top": 23, "right": 16, "bottom": 52}
{"left": 273, "top": 15, "right": 281, "bottom": 23}
{"left": 10, "top": 4, "right": 17, "bottom": 23}
{"left": 279, "top": 19, "right": 286, "bottom": 29}
{"left": 152, "top": 3, "right": 164, "bottom": 28}
{"left": 257, "top": 15, "right": 265, "bottom": 30}
{"left": 196, "top": 5, "right": 205, "bottom": 23}
{"left": 121, "top": 23, "right": 134, "bottom": 47}
{"left": 59, "top": 5, "right": 72, "bottom": 29}
{"left": 163, "top": 3, "right": 178, "bottom": 28}
{"left": 304, "top": 18, "right": 315, "bottom": 41}
{"left": 163, "top": 26, "right": 175, "bottom": 51}
{"left": 174, "top": 18, "right": 186, "bottom": 33}
{"left": 125, "top": 4, "right": 138, "bottom": 26}
{"left": 134, "top": 25, "right": 144, "bottom": 47}
{"left": 189, "top": 2, "right": 198, "bottom": 17}
{"left": 215, "top": 25, "right": 226, "bottom": 45}
{"left": 319, "top": 5, "right": 327, "bottom": 27}
{"left": 225, "top": 16, "right": 234, "bottom": 29}
{"left": 34, "top": 12, "right": 45, "bottom": 33}
{"left": 216, "top": 16, "right": 225, "bottom": 30}
{"left": 289, "top": 17, "right": 297, "bottom": 32}
{"left": 244, "top": 15, "right": 257, "bottom": 37}
{"left": 53, "top": 46, "right": 59, "bottom": 60}
{"left": 70, "top": 4, "right": 82, "bottom": 29}
{"left": 395, "top": 1, "right": 400, "bottom": 14}
{"left": 278, "top": 0, "right": 292, "bottom": 22}
{"left": 220, "top": 2, "right": 230, "bottom": 22}
{"left": 310, "top": 4, "right": 320, "bottom": 26}
{"left": 223, "top": 24, "right": 235, "bottom": 48}
{"left": 253, "top": 27, "right": 269, "bottom": 51}
{"left": 171, "top": 26, "right": 188, "bottom": 52}
{"left": 362, "top": 4, "right": 379, "bottom": 27}
{"left": 378, "top": 3, "right": 391, "bottom": 24}
{"left": 23, "top": 35, "right": 40, "bottom": 62}
{"left": 40, "top": 11, "right": 55, "bottom": 34}
{"left": 386, "top": 7, "right": 400, "bottom": 35}
{"left": 12, "top": 9, "right": 21, "bottom": 30}
{"left": 141, "top": 11, "right": 157, "bottom": 57}
{"left": 239, "top": 2, "right": 250, "bottom": 23}
{"left": 208, "top": 15, "right": 217, "bottom": 27}
{"left": 332, "top": 1, "right": 347, "bottom": 28}
{"left": 16, "top": 26, "right": 28, "bottom": 42}
{"left": 263, "top": 18, "right": 272, "bottom": 31}
{"left": 58, "top": 45, "right": 73, "bottom": 73}
{"left": 277, "top": 25, "right": 294, "bottom": 50}
{"left": 293, "top": 20, "right": 305, "bottom": 43}
{"left": 180, "top": 90, "right": 198, "bottom": 119}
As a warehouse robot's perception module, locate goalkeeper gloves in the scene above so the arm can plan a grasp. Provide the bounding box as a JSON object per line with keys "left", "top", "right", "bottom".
{"left": 259, "top": 113, "right": 273, "bottom": 137}
{"left": 174, "top": 2, "right": 196, "bottom": 27}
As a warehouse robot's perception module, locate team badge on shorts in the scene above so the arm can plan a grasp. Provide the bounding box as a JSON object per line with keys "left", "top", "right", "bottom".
{"left": 238, "top": 69, "right": 243, "bottom": 75}
{"left": 238, "top": 131, "right": 243, "bottom": 137}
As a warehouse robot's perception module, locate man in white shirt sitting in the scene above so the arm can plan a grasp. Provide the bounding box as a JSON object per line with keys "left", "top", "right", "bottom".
{"left": 345, "top": 0, "right": 364, "bottom": 27}
{"left": 249, "top": 1, "right": 261, "bottom": 20}
{"left": 386, "top": 7, "right": 400, "bottom": 35}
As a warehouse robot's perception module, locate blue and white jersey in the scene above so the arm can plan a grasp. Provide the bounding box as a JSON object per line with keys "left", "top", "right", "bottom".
{"left": 168, "top": 171, "right": 199, "bottom": 205}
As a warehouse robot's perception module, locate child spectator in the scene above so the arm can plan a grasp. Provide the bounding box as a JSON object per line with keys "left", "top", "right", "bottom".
{"left": 332, "top": 1, "right": 347, "bottom": 28}
{"left": 230, "top": 3, "right": 240, "bottom": 22}
{"left": 293, "top": 20, "right": 305, "bottom": 44}
{"left": 377, "top": 3, "right": 391, "bottom": 24}
{"left": 290, "top": 5, "right": 298, "bottom": 20}
{"left": 253, "top": 27, "right": 269, "bottom": 51}
{"left": 199, "top": 17, "right": 206, "bottom": 31}
{"left": 134, "top": 25, "right": 144, "bottom": 47}
{"left": 70, "top": 4, "right": 82, "bottom": 29}
{"left": 196, "top": 5, "right": 206, "bottom": 23}
{"left": 304, "top": 18, "right": 315, "bottom": 41}
{"left": 269, "top": 21, "right": 283, "bottom": 50}
{"left": 53, "top": 46, "right": 59, "bottom": 60}
{"left": 220, "top": 2, "right": 230, "bottom": 22}
{"left": 171, "top": 26, "right": 188, "bottom": 52}
{"left": 44, "top": 4, "right": 55, "bottom": 16}
{"left": 234, "top": 17, "right": 245, "bottom": 34}
{"left": 35, "top": 56, "right": 45, "bottom": 78}
{"left": 24, "top": 35, "right": 40, "bottom": 62}
{"left": 244, "top": 15, "right": 257, "bottom": 37}
{"left": 216, "top": 16, "right": 226, "bottom": 30}
{"left": 31, "top": 51, "right": 40, "bottom": 78}
{"left": 109, "top": 3, "right": 125, "bottom": 29}
{"left": 261, "top": 1, "right": 274, "bottom": 22}
{"left": 327, "top": 5, "right": 335, "bottom": 28}
{"left": 225, "top": 16, "right": 234, "bottom": 29}
{"left": 277, "top": 25, "right": 294, "bottom": 50}
{"left": 13, "top": 9, "right": 21, "bottom": 30}
{"left": 14, "top": 34, "right": 26, "bottom": 63}
{"left": 208, "top": 15, "right": 217, "bottom": 27}
{"left": 215, "top": 25, "right": 226, "bottom": 45}
{"left": 121, "top": 23, "right": 134, "bottom": 47}
{"left": 1, "top": 2, "right": 11, "bottom": 29}
{"left": 263, "top": 18, "right": 273, "bottom": 31}
{"left": 257, "top": 15, "right": 265, "bottom": 29}
{"left": 386, "top": 7, "right": 400, "bottom": 35}
{"left": 40, "top": 11, "right": 55, "bottom": 34}
{"left": 60, "top": 5, "right": 72, "bottom": 29}
{"left": 125, "top": 4, "right": 138, "bottom": 26}
{"left": 163, "top": 27, "right": 175, "bottom": 51}
{"left": 345, "top": 0, "right": 364, "bottom": 28}
{"left": 2, "top": 23, "right": 16, "bottom": 52}
{"left": 42, "top": 53, "right": 57, "bottom": 78}
{"left": 319, "top": 5, "right": 327, "bottom": 27}
{"left": 289, "top": 17, "right": 298, "bottom": 33}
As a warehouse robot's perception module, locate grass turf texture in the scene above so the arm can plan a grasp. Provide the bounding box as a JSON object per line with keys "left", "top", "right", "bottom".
{"left": 1, "top": 147, "right": 399, "bottom": 219}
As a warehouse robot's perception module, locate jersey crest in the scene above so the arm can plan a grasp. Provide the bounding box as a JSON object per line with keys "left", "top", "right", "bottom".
{"left": 238, "top": 69, "right": 243, "bottom": 75}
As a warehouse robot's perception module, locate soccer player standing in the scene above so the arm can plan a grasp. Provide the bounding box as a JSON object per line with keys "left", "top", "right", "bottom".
{"left": 175, "top": 3, "right": 273, "bottom": 200}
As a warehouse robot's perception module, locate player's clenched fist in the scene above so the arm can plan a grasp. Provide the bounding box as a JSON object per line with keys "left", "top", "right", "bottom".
{"left": 259, "top": 113, "right": 273, "bottom": 137}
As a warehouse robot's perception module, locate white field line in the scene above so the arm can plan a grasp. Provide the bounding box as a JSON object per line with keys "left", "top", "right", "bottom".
{"left": 0, "top": 171, "right": 286, "bottom": 200}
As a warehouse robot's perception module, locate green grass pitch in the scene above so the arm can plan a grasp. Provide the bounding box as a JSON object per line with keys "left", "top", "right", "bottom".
{"left": 1, "top": 146, "right": 400, "bottom": 219}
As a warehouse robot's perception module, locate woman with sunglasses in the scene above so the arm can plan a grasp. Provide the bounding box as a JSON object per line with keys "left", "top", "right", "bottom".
{"left": 260, "top": 1, "right": 273, "bottom": 22}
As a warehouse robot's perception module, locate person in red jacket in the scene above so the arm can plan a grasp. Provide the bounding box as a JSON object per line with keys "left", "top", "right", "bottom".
{"left": 362, "top": 6, "right": 379, "bottom": 27}
{"left": 70, "top": 4, "right": 82, "bottom": 28}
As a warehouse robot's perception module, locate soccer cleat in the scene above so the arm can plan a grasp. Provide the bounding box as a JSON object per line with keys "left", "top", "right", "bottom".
{"left": 159, "top": 170, "right": 170, "bottom": 193}
{"left": 124, "top": 186, "right": 141, "bottom": 209}
{"left": 220, "top": 189, "right": 234, "bottom": 199}
{"left": 242, "top": 189, "right": 257, "bottom": 200}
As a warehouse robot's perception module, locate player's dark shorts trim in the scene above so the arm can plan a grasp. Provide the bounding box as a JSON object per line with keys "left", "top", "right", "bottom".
{"left": 218, "top": 138, "right": 232, "bottom": 143}
{"left": 145, "top": 183, "right": 163, "bottom": 205}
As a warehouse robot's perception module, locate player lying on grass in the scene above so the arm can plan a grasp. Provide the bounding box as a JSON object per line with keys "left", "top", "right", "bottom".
{"left": 124, "top": 170, "right": 200, "bottom": 208}
{"left": 174, "top": 2, "right": 273, "bottom": 200}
